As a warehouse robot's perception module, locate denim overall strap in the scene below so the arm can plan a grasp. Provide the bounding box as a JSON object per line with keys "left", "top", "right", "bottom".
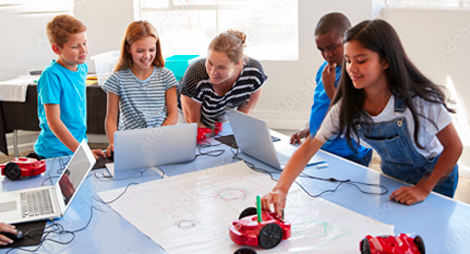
{"left": 354, "top": 97, "right": 458, "bottom": 197}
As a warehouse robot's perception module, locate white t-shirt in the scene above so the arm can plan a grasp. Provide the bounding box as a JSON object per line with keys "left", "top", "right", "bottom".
{"left": 316, "top": 95, "right": 453, "bottom": 159}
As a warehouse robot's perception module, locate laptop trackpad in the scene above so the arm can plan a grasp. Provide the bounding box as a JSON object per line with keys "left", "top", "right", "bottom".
{"left": 0, "top": 201, "right": 17, "bottom": 213}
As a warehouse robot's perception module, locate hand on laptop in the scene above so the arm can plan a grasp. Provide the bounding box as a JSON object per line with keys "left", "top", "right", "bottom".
{"left": 290, "top": 127, "right": 310, "bottom": 144}
{"left": 0, "top": 223, "right": 17, "bottom": 245}
{"left": 91, "top": 149, "right": 106, "bottom": 160}
{"left": 106, "top": 144, "right": 114, "bottom": 159}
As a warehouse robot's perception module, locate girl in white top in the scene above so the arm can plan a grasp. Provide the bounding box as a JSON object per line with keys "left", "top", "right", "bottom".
{"left": 262, "top": 20, "right": 462, "bottom": 215}
{"left": 103, "top": 21, "right": 178, "bottom": 157}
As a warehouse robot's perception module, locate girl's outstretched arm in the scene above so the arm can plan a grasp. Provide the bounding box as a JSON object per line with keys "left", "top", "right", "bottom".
{"left": 389, "top": 123, "right": 463, "bottom": 205}
{"left": 261, "top": 136, "right": 325, "bottom": 217}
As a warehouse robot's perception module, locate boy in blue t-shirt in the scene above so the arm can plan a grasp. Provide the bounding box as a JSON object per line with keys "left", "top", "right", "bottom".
{"left": 290, "top": 13, "right": 372, "bottom": 166}
{"left": 34, "top": 15, "right": 104, "bottom": 159}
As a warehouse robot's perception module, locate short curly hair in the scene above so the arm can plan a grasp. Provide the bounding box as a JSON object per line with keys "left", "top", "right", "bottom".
{"left": 46, "top": 14, "right": 87, "bottom": 48}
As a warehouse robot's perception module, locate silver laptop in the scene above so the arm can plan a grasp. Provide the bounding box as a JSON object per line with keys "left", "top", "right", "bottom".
{"left": 112, "top": 123, "right": 197, "bottom": 176}
{"left": 227, "top": 110, "right": 326, "bottom": 170}
{"left": 0, "top": 140, "right": 96, "bottom": 224}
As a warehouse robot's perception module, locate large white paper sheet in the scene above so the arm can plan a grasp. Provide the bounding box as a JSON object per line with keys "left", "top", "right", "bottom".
{"left": 98, "top": 161, "right": 394, "bottom": 253}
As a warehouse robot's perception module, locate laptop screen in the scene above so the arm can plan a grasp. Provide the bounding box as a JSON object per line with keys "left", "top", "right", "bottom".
{"left": 57, "top": 144, "right": 93, "bottom": 206}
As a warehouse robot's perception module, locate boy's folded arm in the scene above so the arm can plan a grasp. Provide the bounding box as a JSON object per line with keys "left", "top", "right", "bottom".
{"left": 44, "top": 104, "right": 80, "bottom": 153}
{"left": 322, "top": 63, "right": 338, "bottom": 100}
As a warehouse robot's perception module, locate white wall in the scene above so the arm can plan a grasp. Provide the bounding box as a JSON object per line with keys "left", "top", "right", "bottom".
{"left": 0, "top": 12, "right": 57, "bottom": 81}
{"left": 379, "top": 8, "right": 470, "bottom": 176}
{"left": 73, "top": 0, "right": 135, "bottom": 64}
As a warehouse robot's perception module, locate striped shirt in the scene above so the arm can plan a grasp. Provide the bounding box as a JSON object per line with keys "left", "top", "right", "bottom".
{"left": 178, "top": 57, "right": 267, "bottom": 127}
{"left": 103, "top": 66, "right": 177, "bottom": 130}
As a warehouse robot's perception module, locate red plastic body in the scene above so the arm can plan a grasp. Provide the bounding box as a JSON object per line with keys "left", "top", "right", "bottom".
{"left": 229, "top": 211, "right": 291, "bottom": 247}
{"left": 197, "top": 122, "right": 223, "bottom": 141}
{"left": 0, "top": 157, "right": 46, "bottom": 177}
{"left": 363, "top": 234, "right": 422, "bottom": 254}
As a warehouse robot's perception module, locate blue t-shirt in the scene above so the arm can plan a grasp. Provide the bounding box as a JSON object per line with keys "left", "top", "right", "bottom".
{"left": 34, "top": 60, "right": 88, "bottom": 158}
{"left": 309, "top": 61, "right": 369, "bottom": 159}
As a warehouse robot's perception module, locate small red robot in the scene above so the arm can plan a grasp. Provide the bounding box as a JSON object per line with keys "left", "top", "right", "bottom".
{"left": 197, "top": 122, "right": 223, "bottom": 141}
{"left": 230, "top": 207, "right": 291, "bottom": 249}
{"left": 360, "top": 234, "right": 425, "bottom": 254}
{"left": 0, "top": 155, "right": 46, "bottom": 180}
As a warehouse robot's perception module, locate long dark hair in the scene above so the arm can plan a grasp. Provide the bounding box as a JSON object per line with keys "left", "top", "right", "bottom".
{"left": 332, "top": 19, "right": 454, "bottom": 150}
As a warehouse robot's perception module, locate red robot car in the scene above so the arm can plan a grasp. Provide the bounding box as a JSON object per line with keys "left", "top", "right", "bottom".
{"left": 229, "top": 207, "right": 291, "bottom": 249}
{"left": 360, "top": 234, "right": 425, "bottom": 254}
{"left": 197, "top": 122, "right": 223, "bottom": 141}
{"left": 1, "top": 155, "right": 46, "bottom": 180}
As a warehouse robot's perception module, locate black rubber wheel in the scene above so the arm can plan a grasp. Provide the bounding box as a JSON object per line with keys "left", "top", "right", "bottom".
{"left": 414, "top": 235, "right": 425, "bottom": 254}
{"left": 258, "top": 223, "right": 283, "bottom": 249}
{"left": 25, "top": 152, "right": 41, "bottom": 160}
{"left": 233, "top": 247, "right": 257, "bottom": 254}
{"left": 361, "top": 238, "right": 371, "bottom": 254}
{"left": 239, "top": 207, "right": 258, "bottom": 219}
{"left": 4, "top": 162, "right": 21, "bottom": 180}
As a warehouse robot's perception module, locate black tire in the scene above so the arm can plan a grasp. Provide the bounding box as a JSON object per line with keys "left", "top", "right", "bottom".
{"left": 239, "top": 207, "right": 258, "bottom": 219}
{"left": 233, "top": 247, "right": 257, "bottom": 254}
{"left": 258, "top": 223, "right": 283, "bottom": 249}
{"left": 361, "top": 238, "right": 371, "bottom": 254}
{"left": 25, "top": 152, "right": 41, "bottom": 160}
{"left": 414, "top": 235, "right": 425, "bottom": 254}
{"left": 4, "top": 162, "right": 21, "bottom": 180}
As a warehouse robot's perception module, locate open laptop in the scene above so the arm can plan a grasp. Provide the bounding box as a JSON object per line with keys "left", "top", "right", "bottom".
{"left": 227, "top": 110, "right": 326, "bottom": 170}
{"left": 0, "top": 140, "right": 96, "bottom": 224}
{"left": 110, "top": 123, "right": 197, "bottom": 177}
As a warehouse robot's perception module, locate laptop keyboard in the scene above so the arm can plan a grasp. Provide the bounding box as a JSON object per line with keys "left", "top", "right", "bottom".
{"left": 21, "top": 189, "right": 54, "bottom": 218}
{"left": 276, "top": 151, "right": 290, "bottom": 165}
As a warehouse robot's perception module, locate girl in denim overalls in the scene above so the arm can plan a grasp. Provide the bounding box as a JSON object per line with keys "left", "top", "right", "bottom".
{"left": 262, "top": 20, "right": 463, "bottom": 216}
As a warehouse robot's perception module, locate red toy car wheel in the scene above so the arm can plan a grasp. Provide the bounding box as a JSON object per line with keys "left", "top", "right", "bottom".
{"left": 4, "top": 162, "right": 21, "bottom": 180}
{"left": 258, "top": 223, "right": 283, "bottom": 249}
{"left": 361, "top": 238, "right": 371, "bottom": 254}
{"left": 414, "top": 235, "right": 425, "bottom": 254}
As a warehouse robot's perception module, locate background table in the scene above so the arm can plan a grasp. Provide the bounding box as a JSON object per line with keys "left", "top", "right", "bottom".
{"left": 0, "top": 83, "right": 107, "bottom": 155}
{"left": 1, "top": 124, "right": 469, "bottom": 253}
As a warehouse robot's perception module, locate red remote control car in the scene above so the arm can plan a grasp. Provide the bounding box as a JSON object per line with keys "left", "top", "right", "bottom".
{"left": 0, "top": 156, "right": 46, "bottom": 180}
{"left": 197, "top": 122, "right": 223, "bottom": 141}
{"left": 360, "top": 234, "right": 425, "bottom": 254}
{"left": 229, "top": 207, "right": 291, "bottom": 249}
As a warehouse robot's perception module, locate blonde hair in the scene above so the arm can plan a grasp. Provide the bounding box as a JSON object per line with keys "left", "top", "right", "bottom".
{"left": 46, "top": 15, "right": 87, "bottom": 48}
{"left": 209, "top": 29, "right": 246, "bottom": 63}
{"left": 115, "top": 21, "right": 164, "bottom": 71}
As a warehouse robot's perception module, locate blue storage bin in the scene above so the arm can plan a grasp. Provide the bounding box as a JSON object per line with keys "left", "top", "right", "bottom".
{"left": 165, "top": 55, "right": 200, "bottom": 81}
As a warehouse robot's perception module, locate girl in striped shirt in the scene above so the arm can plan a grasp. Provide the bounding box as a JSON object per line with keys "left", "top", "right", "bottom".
{"left": 103, "top": 21, "right": 178, "bottom": 158}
